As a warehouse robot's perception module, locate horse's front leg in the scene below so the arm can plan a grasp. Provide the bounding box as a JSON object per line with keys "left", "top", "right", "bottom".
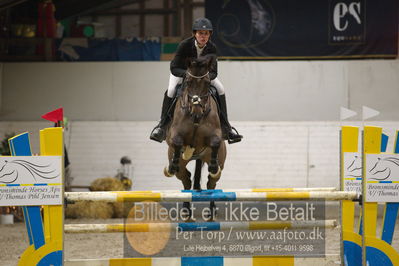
{"left": 208, "top": 135, "right": 222, "bottom": 179}
{"left": 164, "top": 135, "right": 184, "bottom": 177}
{"left": 175, "top": 160, "right": 193, "bottom": 221}
{"left": 204, "top": 178, "right": 219, "bottom": 221}
{"left": 204, "top": 136, "right": 222, "bottom": 222}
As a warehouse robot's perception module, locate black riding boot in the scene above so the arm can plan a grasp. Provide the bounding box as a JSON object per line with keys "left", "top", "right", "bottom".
{"left": 150, "top": 92, "right": 173, "bottom": 143}
{"left": 219, "top": 94, "right": 243, "bottom": 144}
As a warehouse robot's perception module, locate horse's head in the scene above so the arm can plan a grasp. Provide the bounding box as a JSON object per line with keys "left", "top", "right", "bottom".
{"left": 183, "top": 55, "right": 215, "bottom": 118}
{"left": 368, "top": 157, "right": 399, "bottom": 181}
{"left": 346, "top": 155, "right": 362, "bottom": 178}
{"left": 0, "top": 160, "right": 18, "bottom": 184}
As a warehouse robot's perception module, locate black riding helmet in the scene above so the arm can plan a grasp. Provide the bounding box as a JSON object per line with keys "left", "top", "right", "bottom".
{"left": 192, "top": 17, "right": 213, "bottom": 32}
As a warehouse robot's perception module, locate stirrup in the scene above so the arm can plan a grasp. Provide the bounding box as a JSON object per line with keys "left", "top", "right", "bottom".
{"left": 227, "top": 127, "right": 242, "bottom": 144}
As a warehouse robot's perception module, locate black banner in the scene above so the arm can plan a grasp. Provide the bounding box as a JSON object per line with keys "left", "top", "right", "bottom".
{"left": 205, "top": 0, "right": 398, "bottom": 59}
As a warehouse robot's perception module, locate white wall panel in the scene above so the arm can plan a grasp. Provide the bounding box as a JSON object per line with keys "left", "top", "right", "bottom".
{"left": 348, "top": 61, "right": 399, "bottom": 120}
{"left": 0, "top": 62, "right": 169, "bottom": 121}
{"left": 307, "top": 123, "right": 340, "bottom": 188}
{"left": 217, "top": 61, "right": 349, "bottom": 120}
{"left": 2, "top": 60, "right": 397, "bottom": 122}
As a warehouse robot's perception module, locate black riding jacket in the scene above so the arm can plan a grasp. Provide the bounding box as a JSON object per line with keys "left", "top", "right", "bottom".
{"left": 170, "top": 36, "right": 218, "bottom": 80}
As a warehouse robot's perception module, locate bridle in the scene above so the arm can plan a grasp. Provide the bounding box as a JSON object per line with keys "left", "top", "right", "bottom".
{"left": 182, "top": 70, "right": 212, "bottom": 124}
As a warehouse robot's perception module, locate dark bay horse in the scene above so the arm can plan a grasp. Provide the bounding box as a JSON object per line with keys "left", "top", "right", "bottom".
{"left": 164, "top": 55, "right": 226, "bottom": 220}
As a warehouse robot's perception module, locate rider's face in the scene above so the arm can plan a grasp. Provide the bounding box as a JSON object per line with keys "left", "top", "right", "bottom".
{"left": 195, "top": 30, "right": 211, "bottom": 47}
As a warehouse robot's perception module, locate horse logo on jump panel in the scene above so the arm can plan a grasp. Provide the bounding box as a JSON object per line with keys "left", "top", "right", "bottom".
{"left": 0, "top": 159, "right": 60, "bottom": 184}
{"left": 368, "top": 157, "right": 399, "bottom": 181}
{"left": 346, "top": 155, "right": 362, "bottom": 178}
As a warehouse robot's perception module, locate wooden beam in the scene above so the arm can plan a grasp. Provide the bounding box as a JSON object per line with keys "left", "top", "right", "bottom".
{"left": 192, "top": 2, "right": 204, "bottom": 7}
{"left": 44, "top": 38, "right": 53, "bottom": 61}
{"left": 163, "top": 0, "right": 170, "bottom": 36}
{"left": 0, "top": 55, "right": 46, "bottom": 61}
{"left": 174, "top": 0, "right": 181, "bottom": 36}
{"left": 0, "top": 0, "right": 28, "bottom": 11}
{"left": 95, "top": 8, "right": 177, "bottom": 16}
{"left": 56, "top": 0, "right": 144, "bottom": 20}
{"left": 0, "top": 37, "right": 45, "bottom": 45}
{"left": 115, "top": 8, "right": 121, "bottom": 37}
{"left": 92, "top": 14, "right": 99, "bottom": 37}
{"left": 139, "top": 1, "right": 145, "bottom": 37}
{"left": 183, "top": 0, "right": 193, "bottom": 38}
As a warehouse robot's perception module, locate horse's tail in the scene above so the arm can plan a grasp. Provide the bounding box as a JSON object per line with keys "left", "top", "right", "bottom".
{"left": 193, "top": 159, "right": 202, "bottom": 190}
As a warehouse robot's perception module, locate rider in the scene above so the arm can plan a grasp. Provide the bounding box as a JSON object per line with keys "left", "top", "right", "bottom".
{"left": 150, "top": 17, "right": 243, "bottom": 144}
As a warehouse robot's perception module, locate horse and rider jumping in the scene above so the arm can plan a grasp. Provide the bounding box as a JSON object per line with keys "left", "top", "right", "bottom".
{"left": 149, "top": 18, "right": 242, "bottom": 220}
{"left": 150, "top": 17, "right": 242, "bottom": 144}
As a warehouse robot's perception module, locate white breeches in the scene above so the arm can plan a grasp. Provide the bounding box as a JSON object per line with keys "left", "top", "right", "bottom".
{"left": 167, "top": 73, "right": 225, "bottom": 98}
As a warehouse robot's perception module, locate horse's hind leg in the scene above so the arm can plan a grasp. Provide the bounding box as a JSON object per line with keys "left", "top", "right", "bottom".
{"left": 193, "top": 159, "right": 202, "bottom": 190}
{"left": 176, "top": 166, "right": 191, "bottom": 190}
{"left": 204, "top": 190, "right": 218, "bottom": 222}
{"left": 208, "top": 201, "right": 217, "bottom": 221}
{"left": 207, "top": 173, "right": 220, "bottom": 190}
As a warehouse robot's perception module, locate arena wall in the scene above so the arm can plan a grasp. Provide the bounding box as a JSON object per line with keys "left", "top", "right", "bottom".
{"left": 0, "top": 60, "right": 398, "bottom": 121}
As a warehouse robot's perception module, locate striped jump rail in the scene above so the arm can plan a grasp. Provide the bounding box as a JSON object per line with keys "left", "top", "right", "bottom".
{"left": 65, "top": 190, "right": 359, "bottom": 203}
{"left": 153, "top": 187, "right": 338, "bottom": 192}
{"left": 64, "top": 255, "right": 342, "bottom": 266}
{"left": 64, "top": 220, "right": 337, "bottom": 233}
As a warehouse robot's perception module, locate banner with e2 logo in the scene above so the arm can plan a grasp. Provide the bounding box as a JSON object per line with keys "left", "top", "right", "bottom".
{"left": 329, "top": 0, "right": 365, "bottom": 44}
